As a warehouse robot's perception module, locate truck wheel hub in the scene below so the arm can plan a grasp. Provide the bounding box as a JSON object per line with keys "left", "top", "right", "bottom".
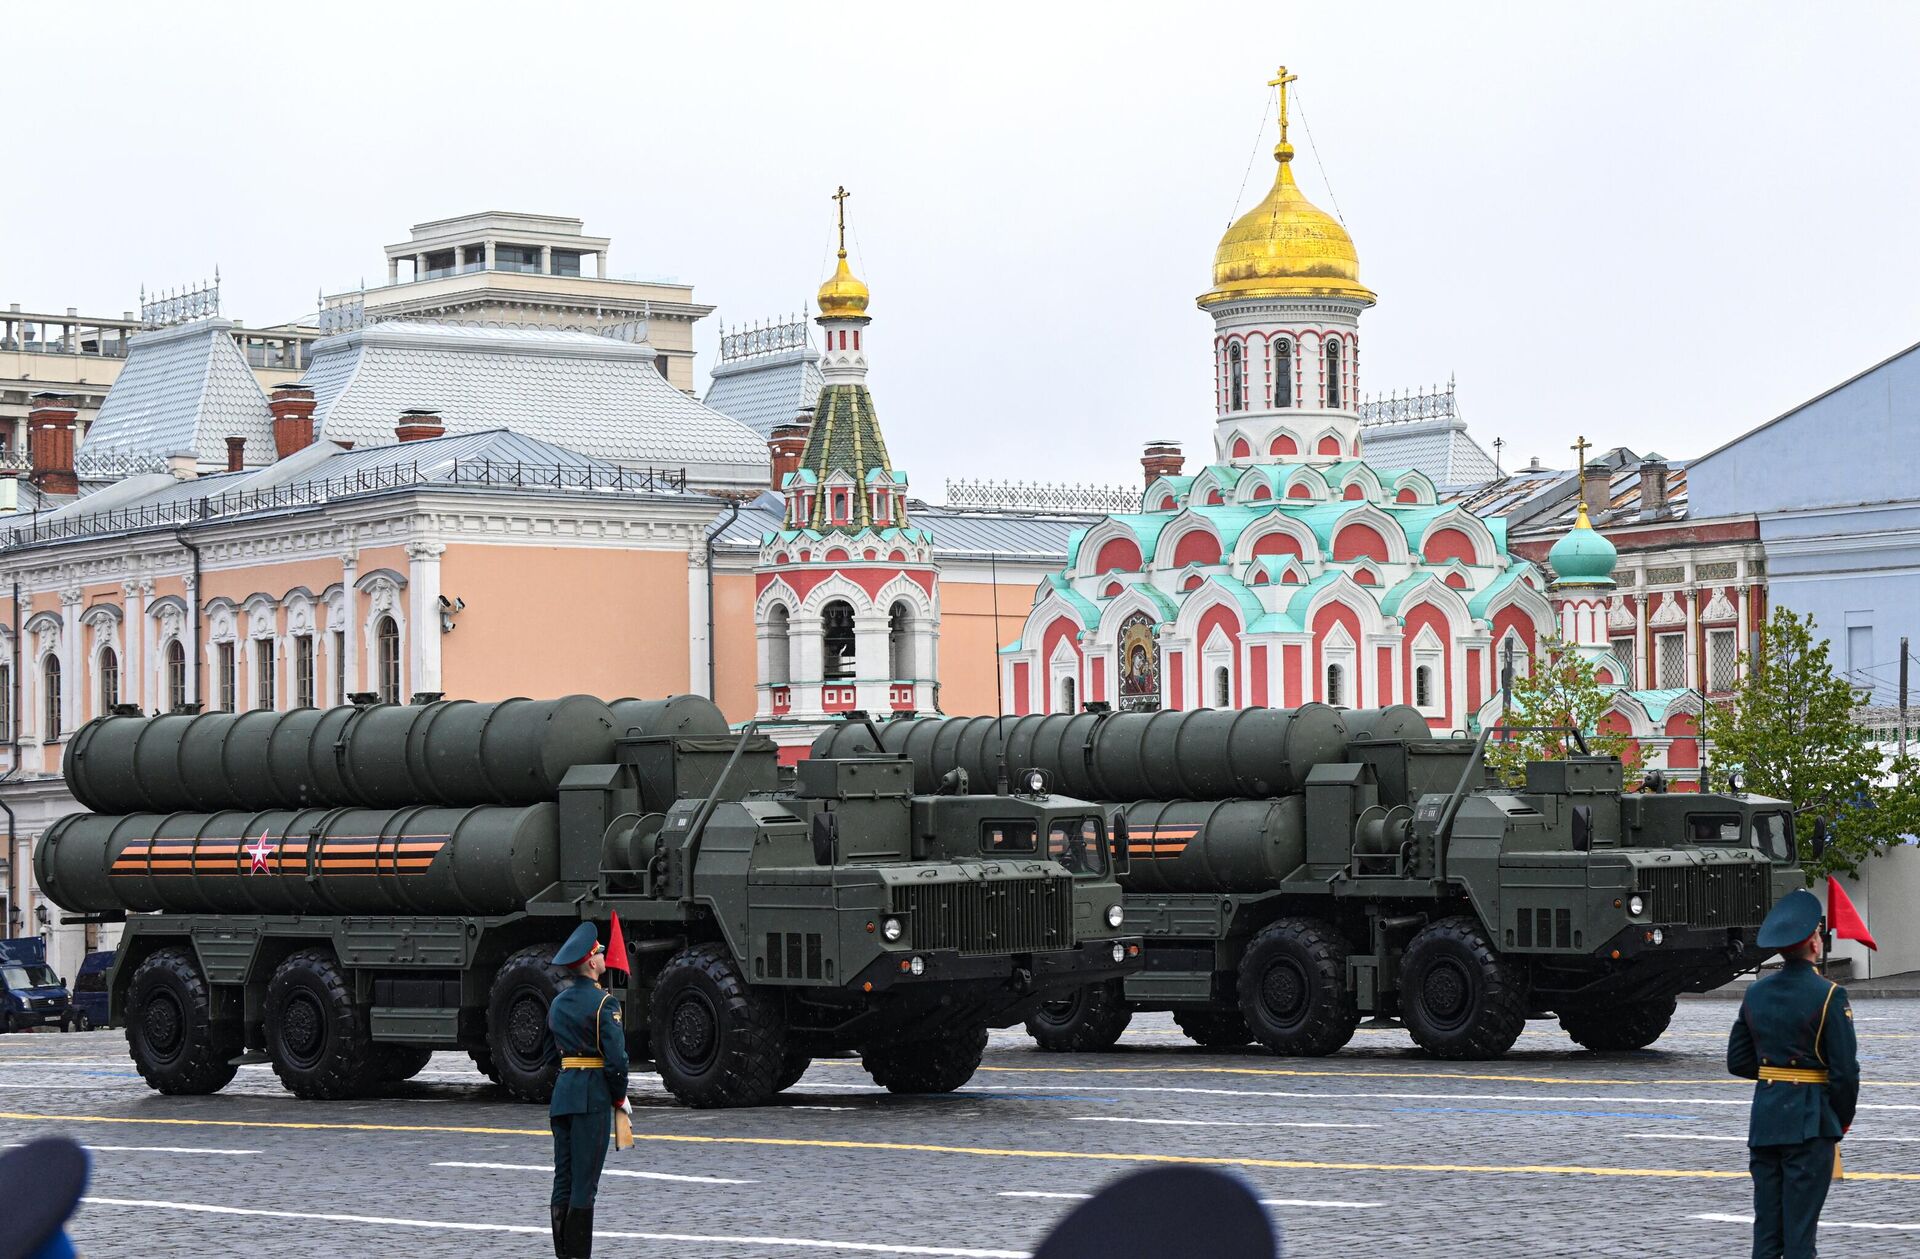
{"left": 143, "top": 993, "right": 183, "bottom": 1057}
{"left": 281, "top": 994, "right": 325, "bottom": 1065}
{"left": 669, "top": 994, "right": 719, "bottom": 1069}
{"left": 1422, "top": 962, "right": 1470, "bottom": 1025}
{"left": 507, "top": 995, "right": 547, "bottom": 1063}
{"left": 1259, "top": 962, "right": 1307, "bottom": 1022}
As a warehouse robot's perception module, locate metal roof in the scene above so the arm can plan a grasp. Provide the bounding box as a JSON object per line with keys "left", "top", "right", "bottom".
{"left": 1360, "top": 416, "right": 1501, "bottom": 490}
{"left": 78, "top": 318, "right": 275, "bottom": 469}
{"left": 703, "top": 344, "right": 823, "bottom": 438}
{"left": 714, "top": 492, "right": 1085, "bottom": 562}
{"left": 300, "top": 322, "right": 769, "bottom": 488}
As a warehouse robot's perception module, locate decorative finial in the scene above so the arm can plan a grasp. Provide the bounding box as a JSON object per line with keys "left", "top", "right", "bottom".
{"left": 1267, "top": 65, "right": 1300, "bottom": 156}
{"left": 1570, "top": 434, "right": 1593, "bottom": 520}
{"left": 831, "top": 185, "right": 851, "bottom": 256}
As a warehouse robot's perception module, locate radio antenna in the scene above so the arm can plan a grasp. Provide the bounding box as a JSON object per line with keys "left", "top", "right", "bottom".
{"left": 990, "top": 549, "right": 1009, "bottom": 794}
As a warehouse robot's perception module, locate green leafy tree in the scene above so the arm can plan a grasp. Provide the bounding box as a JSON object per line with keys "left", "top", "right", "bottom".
{"left": 1486, "top": 637, "right": 1645, "bottom": 787}
{"left": 1705, "top": 608, "right": 1920, "bottom": 880}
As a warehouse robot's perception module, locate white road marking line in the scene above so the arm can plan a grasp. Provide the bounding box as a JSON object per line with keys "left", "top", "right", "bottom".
{"left": 996, "top": 1191, "right": 1380, "bottom": 1210}
{"left": 960, "top": 1083, "right": 1920, "bottom": 1112}
{"left": 435, "top": 1161, "right": 753, "bottom": 1185}
{"left": 1695, "top": 1212, "right": 1920, "bottom": 1232}
{"left": 3, "top": 1143, "right": 260, "bottom": 1155}
{"left": 998, "top": 1192, "right": 1087, "bottom": 1200}
{"left": 77, "top": 1198, "right": 1028, "bottom": 1258}
{"left": 1628, "top": 1132, "right": 1920, "bottom": 1144}
{"left": 1067, "top": 1116, "right": 1378, "bottom": 1130}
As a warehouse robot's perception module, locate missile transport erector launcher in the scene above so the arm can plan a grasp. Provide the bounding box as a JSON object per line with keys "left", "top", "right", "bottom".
{"left": 38, "top": 696, "right": 1141, "bottom": 1107}
{"left": 812, "top": 705, "right": 1805, "bottom": 1060}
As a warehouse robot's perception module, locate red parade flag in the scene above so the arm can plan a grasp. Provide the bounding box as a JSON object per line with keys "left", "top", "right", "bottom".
{"left": 1827, "top": 875, "right": 1878, "bottom": 951}
{"left": 607, "top": 911, "right": 630, "bottom": 975}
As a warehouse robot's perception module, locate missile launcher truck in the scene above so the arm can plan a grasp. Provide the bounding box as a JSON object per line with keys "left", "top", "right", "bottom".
{"left": 36, "top": 695, "right": 1140, "bottom": 1108}
{"left": 812, "top": 704, "right": 1804, "bottom": 1060}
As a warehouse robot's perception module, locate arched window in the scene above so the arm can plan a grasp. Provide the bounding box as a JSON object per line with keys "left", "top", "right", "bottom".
{"left": 166, "top": 639, "right": 187, "bottom": 711}
{"left": 43, "top": 655, "right": 62, "bottom": 741}
{"left": 98, "top": 647, "right": 119, "bottom": 713}
{"left": 821, "top": 600, "right": 855, "bottom": 681}
{"left": 1324, "top": 339, "right": 1344, "bottom": 409}
{"left": 1325, "top": 662, "right": 1344, "bottom": 706}
{"left": 888, "top": 601, "right": 912, "bottom": 680}
{"left": 1227, "top": 343, "right": 1245, "bottom": 412}
{"left": 1059, "top": 676, "right": 1076, "bottom": 714}
{"left": 1415, "top": 665, "right": 1433, "bottom": 709}
{"left": 1272, "top": 339, "right": 1292, "bottom": 408}
{"left": 376, "top": 615, "right": 400, "bottom": 703}
{"left": 767, "top": 605, "right": 792, "bottom": 685}
{"left": 1214, "top": 666, "right": 1231, "bottom": 708}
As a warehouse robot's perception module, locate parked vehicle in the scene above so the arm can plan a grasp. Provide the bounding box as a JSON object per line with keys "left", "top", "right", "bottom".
{"left": 66, "top": 950, "right": 114, "bottom": 1031}
{"left": 0, "top": 938, "right": 72, "bottom": 1033}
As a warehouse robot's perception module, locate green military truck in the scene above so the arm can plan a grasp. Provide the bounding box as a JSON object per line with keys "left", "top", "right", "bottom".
{"left": 813, "top": 704, "right": 1804, "bottom": 1060}
{"left": 36, "top": 695, "right": 1139, "bottom": 1107}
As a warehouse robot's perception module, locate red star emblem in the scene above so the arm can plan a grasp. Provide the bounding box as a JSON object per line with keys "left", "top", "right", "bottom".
{"left": 246, "top": 830, "right": 277, "bottom": 875}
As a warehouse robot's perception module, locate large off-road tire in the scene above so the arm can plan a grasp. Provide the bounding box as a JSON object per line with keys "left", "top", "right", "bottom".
{"left": 468, "top": 1047, "right": 503, "bottom": 1084}
{"left": 1174, "top": 1008, "right": 1254, "bottom": 1048}
{"left": 1025, "top": 979, "right": 1132, "bottom": 1052}
{"left": 862, "top": 1024, "right": 989, "bottom": 1094}
{"left": 266, "top": 949, "right": 381, "bottom": 1099}
{"left": 1237, "top": 918, "right": 1359, "bottom": 1056}
{"left": 775, "top": 1049, "right": 812, "bottom": 1093}
{"left": 649, "top": 943, "right": 785, "bottom": 1108}
{"left": 126, "top": 947, "right": 240, "bottom": 1095}
{"left": 485, "top": 946, "right": 568, "bottom": 1103}
{"left": 1401, "top": 916, "right": 1528, "bottom": 1060}
{"left": 1558, "top": 995, "right": 1677, "bottom": 1052}
{"left": 373, "top": 1045, "right": 435, "bottom": 1081}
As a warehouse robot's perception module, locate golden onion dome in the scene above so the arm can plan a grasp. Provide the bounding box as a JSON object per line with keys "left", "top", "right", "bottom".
{"left": 1199, "top": 140, "right": 1375, "bottom": 308}
{"left": 816, "top": 249, "right": 871, "bottom": 321}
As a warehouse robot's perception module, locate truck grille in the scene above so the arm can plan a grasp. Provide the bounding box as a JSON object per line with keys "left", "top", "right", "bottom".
{"left": 1641, "top": 863, "right": 1771, "bottom": 927}
{"left": 891, "top": 877, "right": 1075, "bottom": 955}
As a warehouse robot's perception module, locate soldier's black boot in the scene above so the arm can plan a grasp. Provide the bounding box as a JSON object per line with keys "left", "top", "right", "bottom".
{"left": 564, "top": 1206, "right": 594, "bottom": 1258}
{"left": 550, "top": 1204, "right": 566, "bottom": 1257}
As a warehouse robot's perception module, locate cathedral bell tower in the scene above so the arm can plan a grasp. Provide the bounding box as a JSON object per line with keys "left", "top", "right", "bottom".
{"left": 753, "top": 188, "right": 938, "bottom": 750}
{"left": 1200, "top": 66, "right": 1376, "bottom": 469}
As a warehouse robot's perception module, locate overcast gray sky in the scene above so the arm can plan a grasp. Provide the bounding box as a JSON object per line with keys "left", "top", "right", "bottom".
{"left": 8, "top": 2, "right": 1917, "bottom": 490}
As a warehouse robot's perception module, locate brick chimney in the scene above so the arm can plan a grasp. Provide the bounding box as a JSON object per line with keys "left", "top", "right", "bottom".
{"left": 27, "top": 392, "right": 79, "bottom": 496}
{"left": 269, "top": 384, "right": 316, "bottom": 459}
{"left": 1581, "top": 461, "right": 1611, "bottom": 516}
{"left": 395, "top": 408, "right": 445, "bottom": 443}
{"left": 1141, "top": 439, "right": 1184, "bottom": 488}
{"left": 768, "top": 414, "right": 811, "bottom": 491}
{"left": 224, "top": 436, "right": 247, "bottom": 473}
{"left": 1638, "top": 458, "right": 1669, "bottom": 517}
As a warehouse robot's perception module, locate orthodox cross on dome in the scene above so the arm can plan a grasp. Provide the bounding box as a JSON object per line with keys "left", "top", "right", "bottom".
{"left": 832, "top": 185, "right": 851, "bottom": 253}
{"left": 1268, "top": 65, "right": 1299, "bottom": 146}
{"left": 1570, "top": 434, "right": 1592, "bottom": 510}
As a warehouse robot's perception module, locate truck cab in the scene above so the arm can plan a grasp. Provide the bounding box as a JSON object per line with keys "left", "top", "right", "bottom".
{"left": 0, "top": 939, "right": 72, "bottom": 1033}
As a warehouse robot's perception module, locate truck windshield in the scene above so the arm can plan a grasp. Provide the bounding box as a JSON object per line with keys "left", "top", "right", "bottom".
{"left": 2, "top": 965, "right": 60, "bottom": 989}
{"left": 1753, "top": 813, "right": 1795, "bottom": 862}
{"left": 982, "top": 822, "right": 1038, "bottom": 854}
{"left": 1686, "top": 814, "right": 1742, "bottom": 842}
{"left": 1047, "top": 818, "right": 1108, "bottom": 876}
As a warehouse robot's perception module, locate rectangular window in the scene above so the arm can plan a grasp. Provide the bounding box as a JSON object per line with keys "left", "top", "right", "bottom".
{"left": 256, "top": 642, "right": 276, "bottom": 711}
{"left": 1707, "top": 628, "right": 1739, "bottom": 692}
{"left": 218, "top": 642, "right": 237, "bottom": 712}
{"left": 295, "top": 635, "right": 315, "bottom": 708}
{"left": 333, "top": 630, "right": 345, "bottom": 701}
{"left": 0, "top": 665, "right": 11, "bottom": 741}
{"left": 1610, "top": 635, "right": 1636, "bottom": 683}
{"left": 982, "top": 821, "right": 1038, "bottom": 854}
{"left": 1655, "top": 632, "right": 1686, "bottom": 689}
{"left": 852, "top": 330, "right": 861, "bottom": 351}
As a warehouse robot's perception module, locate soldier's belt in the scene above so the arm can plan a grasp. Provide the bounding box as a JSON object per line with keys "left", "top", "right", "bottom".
{"left": 560, "top": 1056, "right": 606, "bottom": 1070}
{"left": 1758, "top": 1066, "right": 1830, "bottom": 1084}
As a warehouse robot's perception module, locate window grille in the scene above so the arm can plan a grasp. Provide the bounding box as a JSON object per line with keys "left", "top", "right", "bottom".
{"left": 1707, "top": 628, "right": 1739, "bottom": 691}
{"left": 1325, "top": 663, "right": 1344, "bottom": 706}
{"left": 1656, "top": 632, "right": 1686, "bottom": 689}
{"left": 1610, "top": 635, "right": 1636, "bottom": 683}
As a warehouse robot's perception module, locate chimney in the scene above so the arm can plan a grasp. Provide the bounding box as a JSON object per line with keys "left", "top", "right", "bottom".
{"left": 395, "top": 407, "right": 445, "bottom": 443}
{"left": 224, "top": 436, "right": 247, "bottom": 473}
{"left": 27, "top": 392, "right": 80, "bottom": 496}
{"left": 167, "top": 452, "right": 199, "bottom": 481}
{"left": 1581, "top": 461, "right": 1611, "bottom": 516}
{"left": 1639, "top": 458, "right": 1669, "bottom": 517}
{"left": 768, "top": 413, "right": 812, "bottom": 491}
{"left": 269, "top": 384, "right": 317, "bottom": 459}
{"left": 1141, "top": 438, "right": 1185, "bottom": 488}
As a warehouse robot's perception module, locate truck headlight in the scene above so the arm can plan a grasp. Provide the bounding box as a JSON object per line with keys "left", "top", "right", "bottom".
{"left": 1111, "top": 942, "right": 1127, "bottom": 963}
{"left": 1105, "top": 904, "right": 1125, "bottom": 928}
{"left": 1651, "top": 928, "right": 1665, "bottom": 945}
{"left": 909, "top": 956, "right": 926, "bottom": 976}
{"left": 1628, "top": 894, "right": 1646, "bottom": 916}
{"left": 881, "top": 917, "right": 904, "bottom": 942}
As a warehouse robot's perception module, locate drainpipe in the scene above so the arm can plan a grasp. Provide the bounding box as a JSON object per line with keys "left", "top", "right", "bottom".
{"left": 0, "top": 769, "right": 14, "bottom": 938}
{"left": 705, "top": 499, "right": 741, "bottom": 700}
{"left": 9, "top": 578, "right": 18, "bottom": 766}
{"left": 174, "top": 529, "right": 202, "bottom": 709}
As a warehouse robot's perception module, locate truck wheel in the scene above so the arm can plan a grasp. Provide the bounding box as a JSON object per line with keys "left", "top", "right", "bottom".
{"left": 775, "top": 1049, "right": 812, "bottom": 1093}
{"left": 649, "top": 943, "right": 785, "bottom": 1108}
{"left": 126, "top": 947, "right": 240, "bottom": 1095}
{"left": 1401, "top": 916, "right": 1527, "bottom": 1060}
{"left": 1024, "top": 979, "right": 1132, "bottom": 1051}
{"left": 1173, "top": 1009, "right": 1253, "bottom": 1048}
{"left": 485, "top": 946, "right": 567, "bottom": 1104}
{"left": 1237, "top": 918, "right": 1358, "bottom": 1056}
{"left": 266, "top": 949, "right": 380, "bottom": 1099}
{"left": 1558, "top": 996, "right": 1677, "bottom": 1052}
{"left": 373, "top": 1045, "right": 435, "bottom": 1081}
{"left": 468, "top": 1047, "right": 503, "bottom": 1084}
{"left": 863, "top": 1024, "right": 988, "bottom": 1094}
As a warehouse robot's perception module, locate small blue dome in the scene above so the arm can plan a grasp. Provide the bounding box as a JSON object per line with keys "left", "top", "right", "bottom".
{"left": 1548, "top": 504, "right": 1617, "bottom": 587}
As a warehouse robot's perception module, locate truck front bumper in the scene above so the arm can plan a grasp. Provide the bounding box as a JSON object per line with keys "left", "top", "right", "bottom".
{"left": 851, "top": 936, "right": 1143, "bottom": 995}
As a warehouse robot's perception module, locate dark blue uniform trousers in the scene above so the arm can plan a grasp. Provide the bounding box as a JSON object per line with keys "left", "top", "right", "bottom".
{"left": 1749, "top": 1139, "right": 1834, "bottom": 1259}
{"left": 551, "top": 1109, "right": 612, "bottom": 1210}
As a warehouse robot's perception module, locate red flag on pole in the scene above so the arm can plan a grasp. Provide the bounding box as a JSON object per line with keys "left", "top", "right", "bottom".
{"left": 607, "top": 911, "right": 630, "bottom": 976}
{"left": 1827, "top": 875, "right": 1878, "bottom": 951}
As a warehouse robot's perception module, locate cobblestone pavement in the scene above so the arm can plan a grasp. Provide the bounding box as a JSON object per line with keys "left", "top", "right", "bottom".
{"left": 3, "top": 999, "right": 1918, "bottom": 1258}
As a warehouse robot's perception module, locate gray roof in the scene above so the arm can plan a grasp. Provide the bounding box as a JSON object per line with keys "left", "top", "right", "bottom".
{"left": 713, "top": 491, "right": 1084, "bottom": 562}
{"left": 703, "top": 344, "right": 823, "bottom": 438}
{"left": 1360, "top": 416, "right": 1500, "bottom": 491}
{"left": 300, "top": 322, "right": 769, "bottom": 490}
{"left": 78, "top": 318, "right": 275, "bottom": 469}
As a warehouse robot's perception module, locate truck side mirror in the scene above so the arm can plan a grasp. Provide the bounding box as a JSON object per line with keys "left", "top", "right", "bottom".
{"left": 811, "top": 812, "right": 838, "bottom": 866}
{"left": 1808, "top": 816, "right": 1829, "bottom": 861}
{"left": 1110, "top": 811, "right": 1130, "bottom": 875}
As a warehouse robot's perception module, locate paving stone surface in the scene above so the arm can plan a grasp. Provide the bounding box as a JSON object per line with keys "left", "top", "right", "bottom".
{"left": 3, "top": 999, "right": 1916, "bottom": 1258}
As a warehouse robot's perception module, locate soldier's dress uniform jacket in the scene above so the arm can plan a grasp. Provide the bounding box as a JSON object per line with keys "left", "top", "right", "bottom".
{"left": 548, "top": 976, "right": 629, "bottom": 1211}
{"left": 1727, "top": 958, "right": 1859, "bottom": 1259}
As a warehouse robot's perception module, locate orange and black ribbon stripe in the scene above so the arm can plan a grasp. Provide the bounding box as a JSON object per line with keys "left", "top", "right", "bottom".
{"left": 110, "top": 835, "right": 449, "bottom": 878}
{"left": 1130, "top": 826, "right": 1197, "bottom": 858}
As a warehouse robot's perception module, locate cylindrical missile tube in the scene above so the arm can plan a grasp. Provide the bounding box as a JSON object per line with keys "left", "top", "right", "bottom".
{"left": 1337, "top": 705, "right": 1430, "bottom": 742}
{"left": 1116, "top": 797, "right": 1307, "bottom": 894}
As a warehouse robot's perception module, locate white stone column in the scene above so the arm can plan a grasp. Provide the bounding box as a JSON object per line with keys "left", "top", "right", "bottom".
{"left": 1736, "top": 580, "right": 1752, "bottom": 680}
{"left": 454, "top": 245, "right": 466, "bottom": 271}
{"left": 412, "top": 253, "right": 425, "bottom": 280}
{"left": 60, "top": 589, "right": 81, "bottom": 734}
{"left": 483, "top": 240, "right": 496, "bottom": 270}
{"left": 124, "top": 580, "right": 146, "bottom": 711}
{"left": 340, "top": 554, "right": 359, "bottom": 697}
{"left": 853, "top": 613, "right": 891, "bottom": 712}
{"left": 793, "top": 627, "right": 824, "bottom": 718}
{"left": 595, "top": 249, "right": 606, "bottom": 279}
{"left": 686, "top": 549, "right": 710, "bottom": 698}
{"left": 540, "top": 245, "right": 552, "bottom": 275}
{"left": 407, "top": 541, "right": 445, "bottom": 697}
{"left": 1635, "top": 593, "right": 1650, "bottom": 689}
{"left": 1684, "top": 589, "right": 1700, "bottom": 691}
{"left": 387, "top": 258, "right": 399, "bottom": 285}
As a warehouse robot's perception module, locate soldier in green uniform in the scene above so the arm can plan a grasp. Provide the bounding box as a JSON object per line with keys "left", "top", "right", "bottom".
{"left": 548, "top": 922, "right": 629, "bottom": 1258}
{"left": 1727, "top": 888, "right": 1859, "bottom": 1259}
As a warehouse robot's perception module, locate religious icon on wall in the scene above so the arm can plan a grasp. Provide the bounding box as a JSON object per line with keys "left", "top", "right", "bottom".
{"left": 1117, "top": 613, "right": 1161, "bottom": 712}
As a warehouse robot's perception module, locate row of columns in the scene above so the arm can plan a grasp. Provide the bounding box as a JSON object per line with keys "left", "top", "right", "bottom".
{"left": 388, "top": 242, "right": 608, "bottom": 283}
